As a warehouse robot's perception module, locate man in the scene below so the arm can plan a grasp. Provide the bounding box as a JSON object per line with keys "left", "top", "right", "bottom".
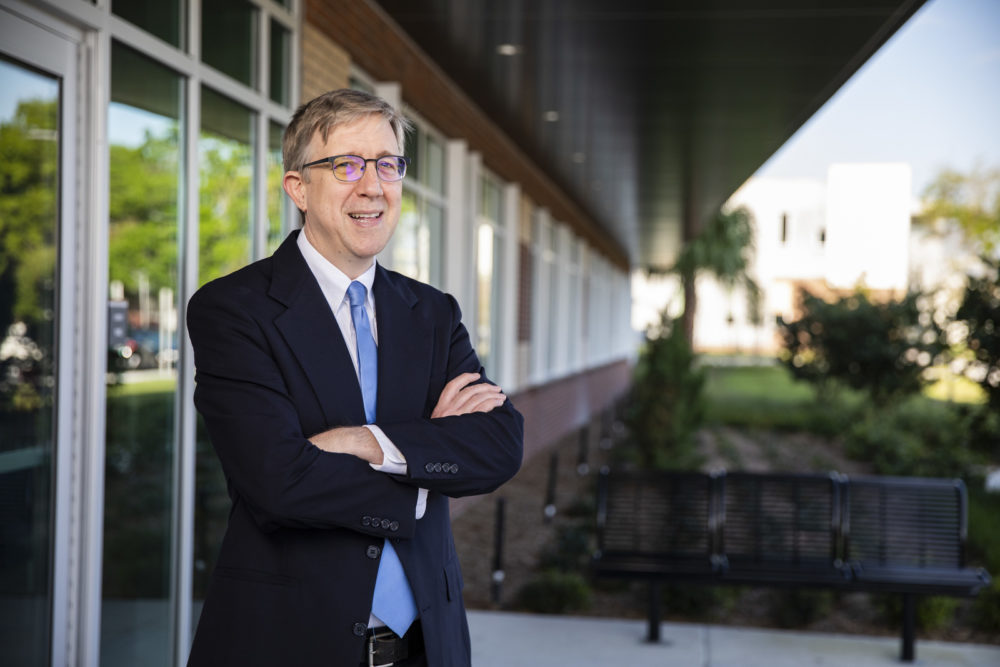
{"left": 186, "top": 89, "right": 524, "bottom": 667}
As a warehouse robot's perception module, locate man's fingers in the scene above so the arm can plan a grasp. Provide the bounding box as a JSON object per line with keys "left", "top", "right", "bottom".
{"left": 439, "top": 372, "right": 480, "bottom": 404}
{"left": 432, "top": 374, "right": 505, "bottom": 418}
{"left": 450, "top": 383, "right": 502, "bottom": 415}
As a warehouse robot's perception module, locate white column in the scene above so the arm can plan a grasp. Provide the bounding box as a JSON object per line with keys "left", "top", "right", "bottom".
{"left": 443, "top": 139, "right": 469, "bottom": 304}
{"left": 530, "top": 209, "right": 550, "bottom": 386}
{"left": 499, "top": 183, "right": 520, "bottom": 391}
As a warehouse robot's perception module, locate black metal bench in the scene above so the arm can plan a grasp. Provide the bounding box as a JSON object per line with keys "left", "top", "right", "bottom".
{"left": 593, "top": 469, "right": 992, "bottom": 662}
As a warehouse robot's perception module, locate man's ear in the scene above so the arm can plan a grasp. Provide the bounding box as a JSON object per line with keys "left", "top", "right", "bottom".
{"left": 283, "top": 171, "right": 307, "bottom": 213}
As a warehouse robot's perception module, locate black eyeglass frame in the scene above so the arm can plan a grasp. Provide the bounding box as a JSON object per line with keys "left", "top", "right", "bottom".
{"left": 300, "top": 154, "right": 409, "bottom": 182}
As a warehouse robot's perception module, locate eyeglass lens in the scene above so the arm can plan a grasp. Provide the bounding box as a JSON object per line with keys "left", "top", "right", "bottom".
{"left": 332, "top": 155, "right": 406, "bottom": 182}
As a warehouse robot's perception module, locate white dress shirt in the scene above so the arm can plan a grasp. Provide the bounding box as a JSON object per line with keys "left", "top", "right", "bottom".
{"left": 297, "top": 231, "right": 427, "bottom": 519}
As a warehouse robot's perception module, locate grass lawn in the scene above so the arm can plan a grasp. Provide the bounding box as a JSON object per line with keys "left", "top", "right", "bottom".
{"left": 701, "top": 361, "right": 984, "bottom": 433}
{"left": 701, "top": 363, "right": 863, "bottom": 433}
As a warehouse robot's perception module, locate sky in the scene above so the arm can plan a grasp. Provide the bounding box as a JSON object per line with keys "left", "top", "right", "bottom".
{"left": 755, "top": 0, "right": 1000, "bottom": 203}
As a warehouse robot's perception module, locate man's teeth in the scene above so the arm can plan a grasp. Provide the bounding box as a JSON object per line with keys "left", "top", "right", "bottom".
{"left": 350, "top": 213, "right": 379, "bottom": 219}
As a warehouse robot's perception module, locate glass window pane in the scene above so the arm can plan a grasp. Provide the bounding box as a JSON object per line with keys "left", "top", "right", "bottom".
{"left": 393, "top": 191, "right": 425, "bottom": 283}
{"left": 0, "top": 54, "right": 59, "bottom": 667}
{"left": 102, "top": 42, "right": 183, "bottom": 667}
{"left": 425, "top": 134, "right": 445, "bottom": 195}
{"left": 201, "top": 0, "right": 257, "bottom": 88}
{"left": 405, "top": 125, "right": 420, "bottom": 184}
{"left": 193, "top": 86, "right": 254, "bottom": 623}
{"left": 425, "top": 202, "right": 444, "bottom": 288}
{"left": 112, "top": 0, "right": 184, "bottom": 49}
{"left": 269, "top": 19, "right": 289, "bottom": 105}
{"left": 198, "top": 86, "right": 254, "bottom": 284}
{"left": 267, "top": 121, "right": 287, "bottom": 254}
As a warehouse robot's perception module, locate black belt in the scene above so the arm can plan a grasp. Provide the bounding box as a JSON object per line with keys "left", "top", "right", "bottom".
{"left": 362, "top": 620, "right": 424, "bottom": 667}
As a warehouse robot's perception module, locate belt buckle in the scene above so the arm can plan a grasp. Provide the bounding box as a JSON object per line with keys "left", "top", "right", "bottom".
{"left": 367, "top": 627, "right": 396, "bottom": 667}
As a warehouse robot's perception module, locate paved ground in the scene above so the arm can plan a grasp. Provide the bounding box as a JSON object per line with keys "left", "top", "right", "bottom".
{"left": 467, "top": 610, "right": 1000, "bottom": 666}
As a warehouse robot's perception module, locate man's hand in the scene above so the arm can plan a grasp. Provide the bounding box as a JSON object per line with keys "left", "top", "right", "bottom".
{"left": 310, "top": 427, "right": 384, "bottom": 465}
{"left": 431, "top": 372, "right": 506, "bottom": 419}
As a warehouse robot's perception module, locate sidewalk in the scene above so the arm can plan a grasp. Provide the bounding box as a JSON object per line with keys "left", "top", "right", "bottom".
{"left": 467, "top": 610, "right": 1000, "bottom": 666}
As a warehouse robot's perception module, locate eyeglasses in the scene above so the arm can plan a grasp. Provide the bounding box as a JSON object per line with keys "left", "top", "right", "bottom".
{"left": 300, "top": 154, "right": 408, "bottom": 182}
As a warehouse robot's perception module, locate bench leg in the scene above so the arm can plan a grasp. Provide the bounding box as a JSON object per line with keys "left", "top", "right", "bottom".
{"left": 900, "top": 593, "right": 915, "bottom": 662}
{"left": 646, "top": 581, "right": 661, "bottom": 642}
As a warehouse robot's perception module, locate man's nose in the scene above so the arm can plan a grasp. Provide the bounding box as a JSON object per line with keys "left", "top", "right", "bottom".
{"left": 356, "top": 164, "right": 383, "bottom": 196}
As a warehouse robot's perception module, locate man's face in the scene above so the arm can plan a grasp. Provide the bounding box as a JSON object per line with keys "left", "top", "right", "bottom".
{"left": 286, "top": 115, "right": 402, "bottom": 278}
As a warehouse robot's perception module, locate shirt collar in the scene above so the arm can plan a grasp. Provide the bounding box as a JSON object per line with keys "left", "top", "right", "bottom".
{"left": 296, "top": 230, "right": 377, "bottom": 309}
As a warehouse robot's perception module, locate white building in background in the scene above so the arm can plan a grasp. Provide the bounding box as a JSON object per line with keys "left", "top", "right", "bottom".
{"left": 673, "top": 163, "right": 914, "bottom": 355}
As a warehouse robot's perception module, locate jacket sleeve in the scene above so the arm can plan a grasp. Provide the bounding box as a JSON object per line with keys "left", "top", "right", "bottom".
{"left": 378, "top": 294, "right": 524, "bottom": 498}
{"left": 187, "top": 281, "right": 419, "bottom": 539}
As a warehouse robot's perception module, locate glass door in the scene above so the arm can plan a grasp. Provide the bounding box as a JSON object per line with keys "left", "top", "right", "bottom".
{"left": 0, "top": 30, "right": 63, "bottom": 667}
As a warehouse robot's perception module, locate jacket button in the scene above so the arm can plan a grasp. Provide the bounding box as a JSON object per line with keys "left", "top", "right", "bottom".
{"left": 448, "top": 463, "right": 459, "bottom": 474}
{"left": 380, "top": 519, "right": 391, "bottom": 530}
{"left": 432, "top": 463, "right": 442, "bottom": 473}
{"left": 424, "top": 462, "right": 434, "bottom": 473}
{"left": 353, "top": 622, "right": 367, "bottom": 637}
{"left": 366, "top": 545, "right": 381, "bottom": 559}
{"left": 371, "top": 516, "right": 380, "bottom": 527}
{"left": 362, "top": 516, "right": 371, "bottom": 527}
{"left": 389, "top": 521, "right": 399, "bottom": 532}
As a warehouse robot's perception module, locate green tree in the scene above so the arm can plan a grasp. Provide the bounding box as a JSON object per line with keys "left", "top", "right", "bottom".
{"left": 674, "top": 205, "right": 761, "bottom": 344}
{"left": 777, "top": 290, "right": 946, "bottom": 406}
{"left": 108, "top": 129, "right": 180, "bottom": 294}
{"left": 0, "top": 98, "right": 57, "bottom": 330}
{"left": 919, "top": 164, "right": 1000, "bottom": 255}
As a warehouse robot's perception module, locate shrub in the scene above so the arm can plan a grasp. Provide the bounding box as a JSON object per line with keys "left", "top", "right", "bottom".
{"left": 777, "top": 290, "right": 946, "bottom": 407}
{"left": 539, "top": 524, "right": 593, "bottom": 572}
{"left": 768, "top": 589, "right": 834, "bottom": 628}
{"left": 660, "top": 584, "right": 738, "bottom": 619}
{"left": 971, "top": 579, "right": 1000, "bottom": 633}
{"left": 516, "top": 571, "right": 591, "bottom": 614}
{"left": 844, "top": 398, "right": 977, "bottom": 478}
{"left": 955, "top": 256, "right": 1000, "bottom": 410}
{"left": 876, "top": 594, "right": 958, "bottom": 633}
{"left": 625, "top": 313, "right": 706, "bottom": 470}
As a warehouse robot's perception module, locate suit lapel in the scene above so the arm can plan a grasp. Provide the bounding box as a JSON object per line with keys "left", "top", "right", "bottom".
{"left": 373, "top": 265, "right": 433, "bottom": 423}
{"left": 270, "top": 232, "right": 366, "bottom": 427}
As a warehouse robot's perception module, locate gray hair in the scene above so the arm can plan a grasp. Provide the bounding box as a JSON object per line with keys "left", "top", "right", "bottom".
{"left": 282, "top": 88, "right": 411, "bottom": 177}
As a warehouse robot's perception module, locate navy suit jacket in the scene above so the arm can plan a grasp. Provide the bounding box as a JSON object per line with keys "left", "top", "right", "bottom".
{"left": 185, "top": 231, "right": 523, "bottom": 666}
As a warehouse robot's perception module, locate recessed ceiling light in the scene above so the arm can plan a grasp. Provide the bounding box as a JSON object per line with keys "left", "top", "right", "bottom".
{"left": 543, "top": 110, "right": 560, "bottom": 122}
{"left": 496, "top": 44, "right": 523, "bottom": 56}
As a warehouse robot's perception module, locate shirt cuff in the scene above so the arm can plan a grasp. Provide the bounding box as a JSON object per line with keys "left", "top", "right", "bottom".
{"left": 365, "top": 425, "right": 406, "bottom": 474}
{"left": 364, "top": 425, "right": 428, "bottom": 520}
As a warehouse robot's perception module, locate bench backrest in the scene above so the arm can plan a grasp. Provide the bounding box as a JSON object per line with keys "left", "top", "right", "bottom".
{"left": 722, "top": 472, "right": 841, "bottom": 568}
{"left": 597, "top": 470, "right": 716, "bottom": 560}
{"left": 843, "top": 475, "right": 968, "bottom": 569}
{"left": 597, "top": 470, "right": 969, "bottom": 571}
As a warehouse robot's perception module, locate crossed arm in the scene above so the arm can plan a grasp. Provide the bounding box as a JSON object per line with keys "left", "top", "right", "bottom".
{"left": 308, "top": 372, "right": 506, "bottom": 465}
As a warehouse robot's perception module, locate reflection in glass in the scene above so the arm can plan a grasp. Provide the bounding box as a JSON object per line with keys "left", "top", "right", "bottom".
{"left": 198, "top": 87, "right": 254, "bottom": 283}
{"left": 101, "top": 41, "right": 182, "bottom": 667}
{"left": 112, "top": 0, "right": 184, "bottom": 48}
{"left": 477, "top": 176, "right": 503, "bottom": 378}
{"left": 269, "top": 20, "right": 289, "bottom": 105}
{"left": 394, "top": 191, "right": 427, "bottom": 283}
{"left": 201, "top": 0, "right": 257, "bottom": 87}
{"left": 267, "top": 121, "right": 287, "bottom": 253}
{"left": 193, "top": 86, "right": 255, "bottom": 626}
{"left": 0, "top": 55, "right": 58, "bottom": 667}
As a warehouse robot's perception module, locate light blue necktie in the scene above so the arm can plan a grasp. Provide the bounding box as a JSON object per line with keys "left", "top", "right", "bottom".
{"left": 347, "top": 281, "right": 417, "bottom": 637}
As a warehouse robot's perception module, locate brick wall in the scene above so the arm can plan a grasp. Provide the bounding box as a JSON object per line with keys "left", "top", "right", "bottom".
{"left": 301, "top": 22, "right": 351, "bottom": 105}
{"left": 510, "top": 359, "right": 631, "bottom": 465}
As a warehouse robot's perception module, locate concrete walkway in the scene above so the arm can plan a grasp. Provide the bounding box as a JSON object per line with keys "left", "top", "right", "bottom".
{"left": 467, "top": 610, "right": 1000, "bottom": 666}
